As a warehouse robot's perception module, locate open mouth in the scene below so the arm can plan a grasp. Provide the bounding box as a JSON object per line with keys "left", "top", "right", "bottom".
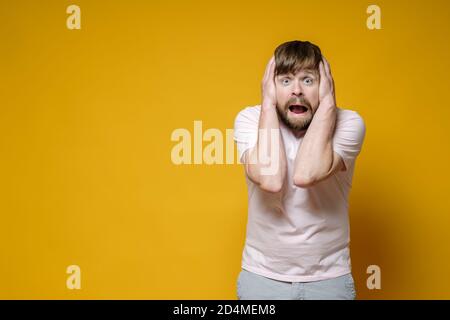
{"left": 288, "top": 105, "right": 308, "bottom": 114}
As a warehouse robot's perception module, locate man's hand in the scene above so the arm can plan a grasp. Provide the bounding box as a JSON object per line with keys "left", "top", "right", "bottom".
{"left": 261, "top": 56, "right": 277, "bottom": 108}
{"left": 318, "top": 56, "right": 337, "bottom": 109}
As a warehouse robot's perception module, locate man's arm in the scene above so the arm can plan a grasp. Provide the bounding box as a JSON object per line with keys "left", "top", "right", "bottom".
{"left": 293, "top": 56, "right": 343, "bottom": 187}
{"left": 245, "top": 104, "right": 287, "bottom": 192}
{"left": 292, "top": 105, "right": 342, "bottom": 187}
{"left": 245, "top": 56, "right": 287, "bottom": 193}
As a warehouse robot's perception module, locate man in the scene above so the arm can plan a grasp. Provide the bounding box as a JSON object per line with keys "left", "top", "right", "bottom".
{"left": 233, "top": 40, "right": 366, "bottom": 300}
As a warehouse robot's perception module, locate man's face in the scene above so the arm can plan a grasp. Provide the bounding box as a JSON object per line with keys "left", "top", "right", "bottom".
{"left": 275, "top": 69, "right": 320, "bottom": 133}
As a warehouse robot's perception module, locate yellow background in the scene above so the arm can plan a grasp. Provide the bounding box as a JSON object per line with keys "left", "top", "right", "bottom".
{"left": 1, "top": 0, "right": 449, "bottom": 299}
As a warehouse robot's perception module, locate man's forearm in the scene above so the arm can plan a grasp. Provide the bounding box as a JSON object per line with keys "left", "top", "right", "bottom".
{"left": 247, "top": 102, "right": 287, "bottom": 192}
{"left": 293, "top": 104, "right": 337, "bottom": 186}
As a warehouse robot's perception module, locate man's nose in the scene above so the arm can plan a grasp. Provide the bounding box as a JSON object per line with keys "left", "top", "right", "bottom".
{"left": 291, "top": 81, "right": 303, "bottom": 96}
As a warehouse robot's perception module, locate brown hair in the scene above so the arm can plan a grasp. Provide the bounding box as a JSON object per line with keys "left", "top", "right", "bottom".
{"left": 274, "top": 40, "right": 322, "bottom": 77}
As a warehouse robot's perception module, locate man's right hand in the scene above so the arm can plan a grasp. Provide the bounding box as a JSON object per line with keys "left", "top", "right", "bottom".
{"left": 261, "top": 56, "right": 277, "bottom": 108}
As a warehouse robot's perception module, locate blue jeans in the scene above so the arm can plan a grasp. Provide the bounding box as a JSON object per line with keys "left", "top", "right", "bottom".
{"left": 236, "top": 268, "right": 357, "bottom": 300}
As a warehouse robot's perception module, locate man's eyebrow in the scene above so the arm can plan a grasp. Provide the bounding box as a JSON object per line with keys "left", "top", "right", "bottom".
{"left": 278, "top": 70, "right": 317, "bottom": 77}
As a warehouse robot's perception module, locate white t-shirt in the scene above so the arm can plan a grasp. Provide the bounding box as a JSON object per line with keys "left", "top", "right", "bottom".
{"left": 233, "top": 105, "right": 366, "bottom": 282}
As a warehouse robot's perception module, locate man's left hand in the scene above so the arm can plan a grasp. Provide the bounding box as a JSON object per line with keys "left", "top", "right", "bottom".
{"left": 318, "top": 56, "right": 337, "bottom": 109}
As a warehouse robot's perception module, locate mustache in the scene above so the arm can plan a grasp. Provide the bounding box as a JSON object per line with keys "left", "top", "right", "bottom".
{"left": 286, "top": 97, "right": 311, "bottom": 109}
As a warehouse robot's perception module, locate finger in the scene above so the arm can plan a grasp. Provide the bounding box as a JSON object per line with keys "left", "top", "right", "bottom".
{"left": 319, "top": 60, "right": 326, "bottom": 83}
{"left": 318, "top": 61, "right": 325, "bottom": 95}
{"left": 322, "top": 56, "right": 332, "bottom": 78}
{"left": 263, "top": 62, "right": 269, "bottom": 82}
{"left": 269, "top": 56, "right": 276, "bottom": 81}
{"left": 332, "top": 77, "right": 336, "bottom": 101}
{"left": 263, "top": 56, "right": 275, "bottom": 82}
{"left": 324, "top": 57, "right": 335, "bottom": 93}
{"left": 323, "top": 57, "right": 336, "bottom": 103}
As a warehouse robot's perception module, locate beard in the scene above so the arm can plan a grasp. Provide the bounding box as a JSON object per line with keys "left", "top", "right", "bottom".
{"left": 276, "top": 97, "right": 314, "bottom": 132}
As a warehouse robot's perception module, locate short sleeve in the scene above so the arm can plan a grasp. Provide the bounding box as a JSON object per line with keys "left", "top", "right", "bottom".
{"left": 233, "top": 106, "right": 259, "bottom": 163}
{"left": 332, "top": 111, "right": 366, "bottom": 170}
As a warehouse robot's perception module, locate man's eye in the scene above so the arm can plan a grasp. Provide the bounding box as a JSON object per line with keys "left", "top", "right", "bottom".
{"left": 304, "top": 78, "right": 313, "bottom": 85}
{"left": 282, "top": 79, "right": 290, "bottom": 85}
